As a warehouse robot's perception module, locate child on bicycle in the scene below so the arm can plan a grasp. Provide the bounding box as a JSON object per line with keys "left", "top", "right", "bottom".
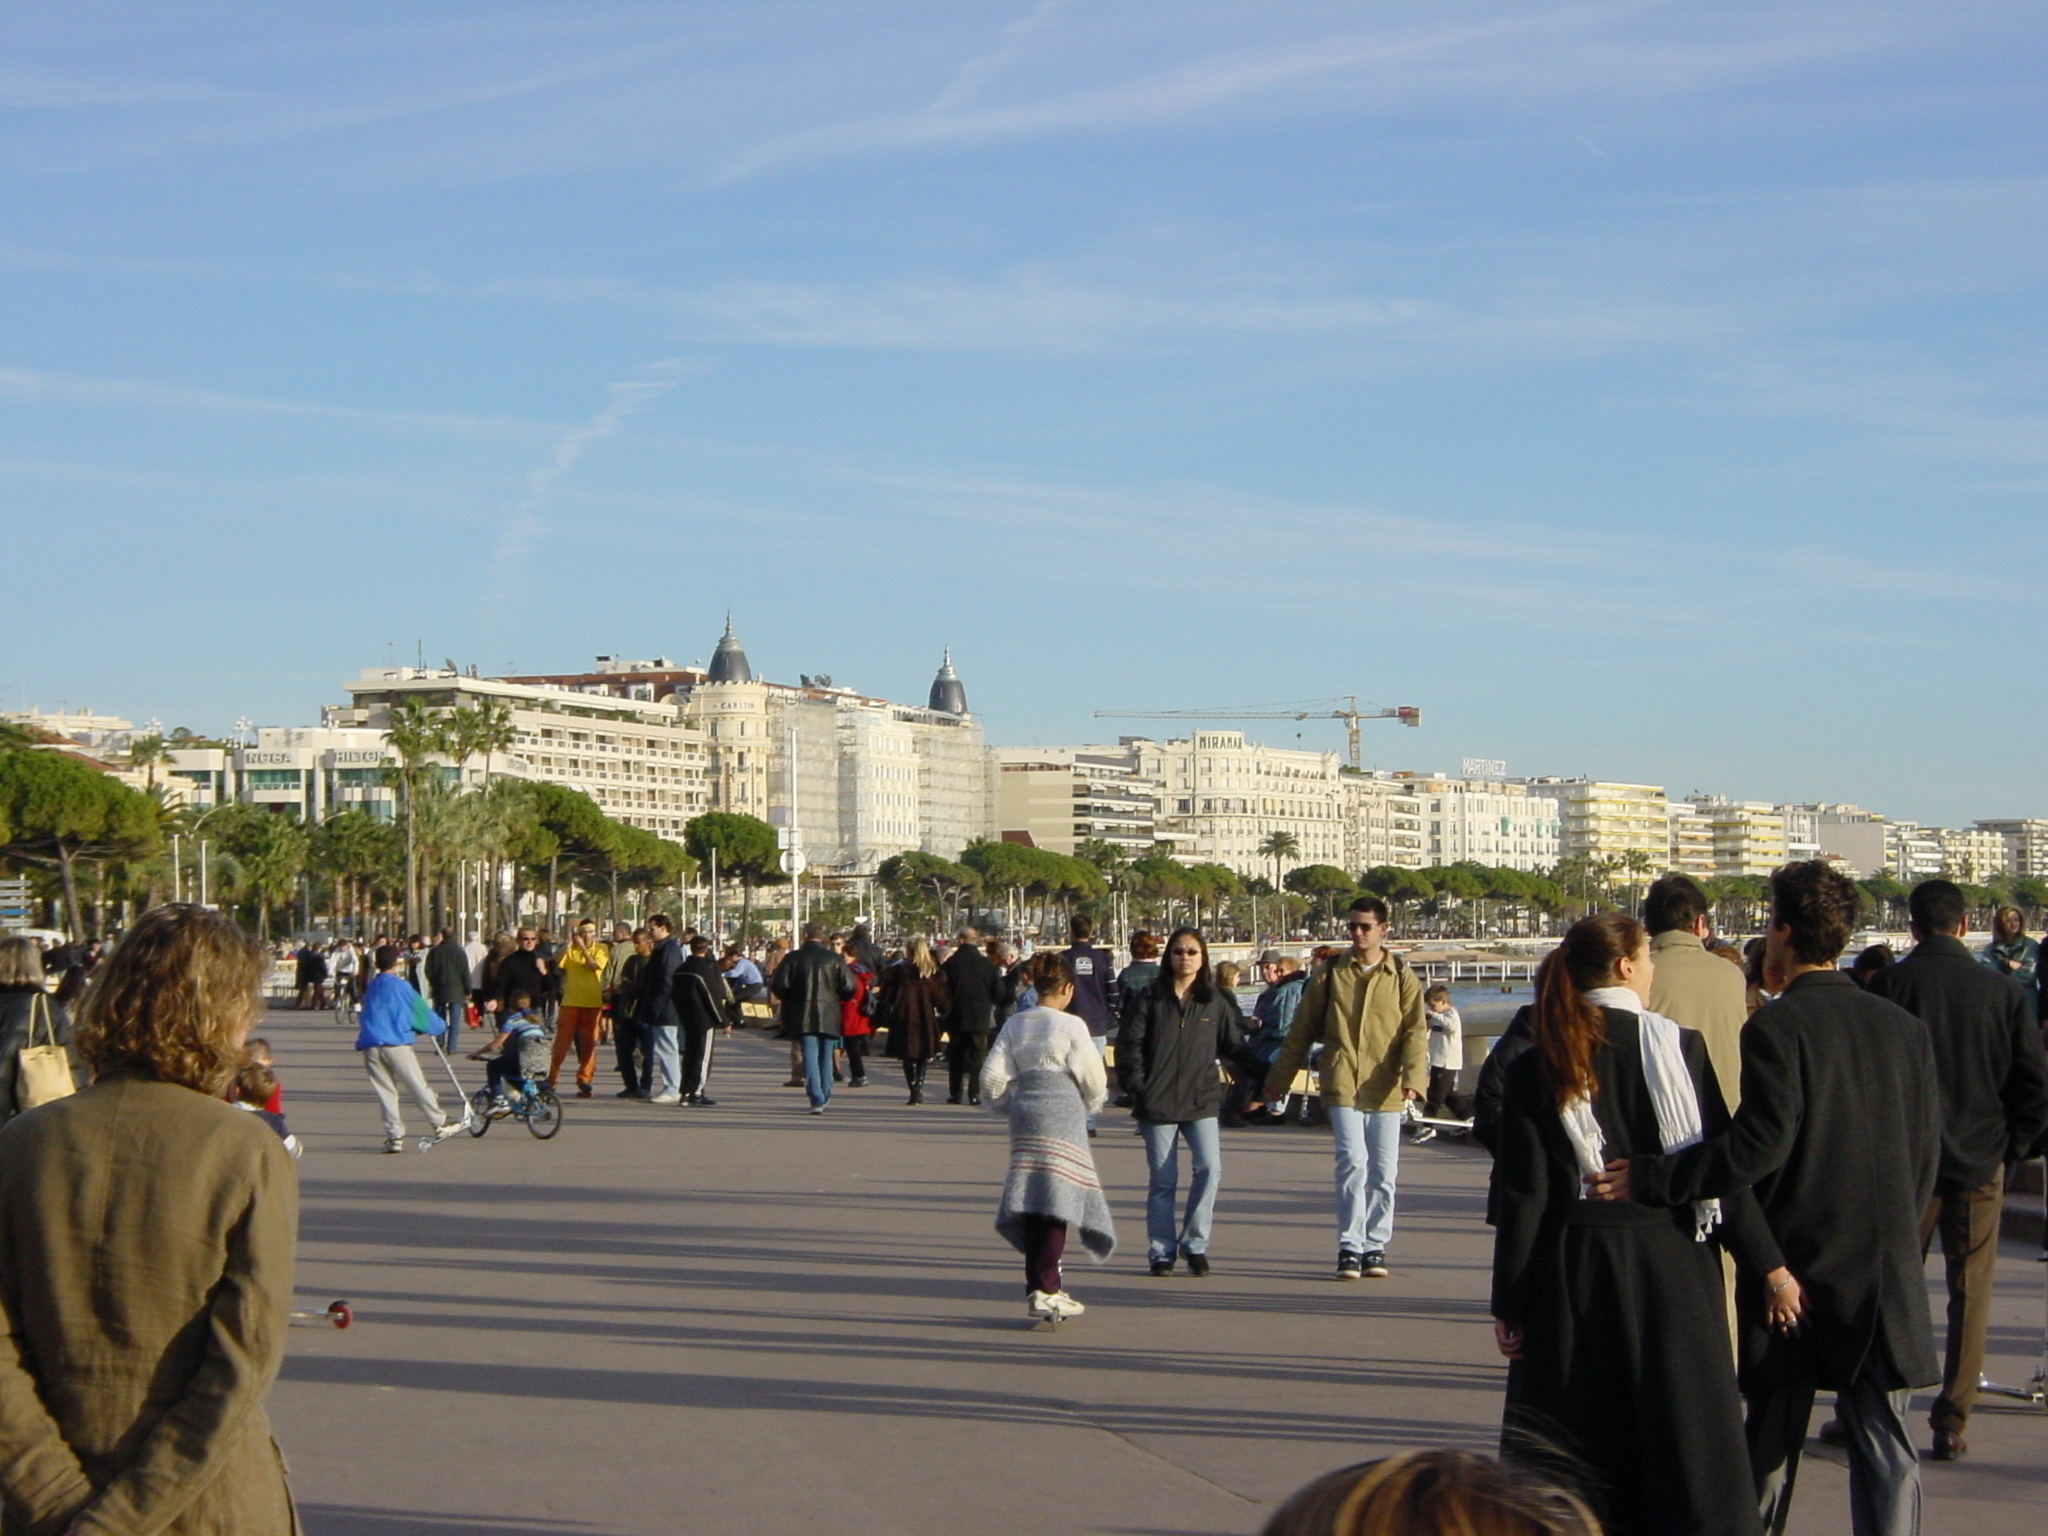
{"left": 471, "top": 990, "right": 546, "bottom": 1107}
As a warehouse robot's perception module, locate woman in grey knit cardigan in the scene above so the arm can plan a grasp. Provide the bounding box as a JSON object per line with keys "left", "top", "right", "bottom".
{"left": 981, "top": 950, "right": 1116, "bottom": 1322}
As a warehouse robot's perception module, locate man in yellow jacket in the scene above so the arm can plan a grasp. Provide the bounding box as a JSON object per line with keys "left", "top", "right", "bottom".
{"left": 1261, "top": 895, "right": 1427, "bottom": 1279}
{"left": 550, "top": 917, "right": 611, "bottom": 1099}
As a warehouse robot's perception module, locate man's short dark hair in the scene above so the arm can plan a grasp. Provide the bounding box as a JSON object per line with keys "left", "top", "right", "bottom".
{"left": 1770, "top": 861, "right": 1860, "bottom": 966}
{"left": 1908, "top": 879, "right": 1967, "bottom": 936}
{"left": 373, "top": 944, "right": 402, "bottom": 972}
{"left": 648, "top": 914, "right": 672, "bottom": 933}
{"left": 689, "top": 936, "right": 712, "bottom": 955}
{"left": 1348, "top": 895, "right": 1390, "bottom": 924}
{"left": 1069, "top": 915, "right": 1094, "bottom": 942}
{"left": 1642, "top": 875, "right": 1709, "bottom": 937}
{"left": 801, "top": 921, "right": 826, "bottom": 942}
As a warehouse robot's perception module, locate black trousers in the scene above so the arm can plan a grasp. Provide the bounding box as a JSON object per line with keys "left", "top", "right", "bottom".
{"left": 1018, "top": 1214, "right": 1068, "bottom": 1296}
{"left": 947, "top": 1032, "right": 988, "bottom": 1102}
{"left": 843, "top": 1034, "right": 869, "bottom": 1083}
{"left": 613, "top": 1015, "right": 648, "bottom": 1093}
{"left": 680, "top": 1020, "right": 715, "bottom": 1098}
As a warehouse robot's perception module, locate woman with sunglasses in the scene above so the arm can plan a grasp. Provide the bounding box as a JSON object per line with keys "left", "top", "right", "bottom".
{"left": 1115, "top": 927, "right": 1261, "bottom": 1276}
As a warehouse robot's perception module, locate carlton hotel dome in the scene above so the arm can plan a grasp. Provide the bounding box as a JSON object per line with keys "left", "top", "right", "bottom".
{"left": 705, "top": 615, "right": 754, "bottom": 685}
{"left": 928, "top": 649, "right": 968, "bottom": 715}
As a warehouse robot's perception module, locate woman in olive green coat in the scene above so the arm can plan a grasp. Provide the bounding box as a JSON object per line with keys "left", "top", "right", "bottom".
{"left": 0, "top": 905, "right": 299, "bottom": 1535}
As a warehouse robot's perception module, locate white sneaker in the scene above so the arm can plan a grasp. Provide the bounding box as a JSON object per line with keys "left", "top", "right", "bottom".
{"left": 648, "top": 1093, "right": 683, "bottom": 1105}
{"left": 1042, "top": 1290, "right": 1085, "bottom": 1318}
{"left": 382, "top": 1137, "right": 405, "bottom": 1153}
{"left": 432, "top": 1121, "right": 463, "bottom": 1141}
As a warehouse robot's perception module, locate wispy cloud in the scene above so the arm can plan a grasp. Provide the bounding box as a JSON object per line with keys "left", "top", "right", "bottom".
{"left": 930, "top": 0, "right": 1084, "bottom": 113}
{"left": 478, "top": 365, "right": 695, "bottom": 618}
{"left": 0, "top": 364, "right": 557, "bottom": 439}
{"left": 713, "top": 1, "right": 1902, "bottom": 182}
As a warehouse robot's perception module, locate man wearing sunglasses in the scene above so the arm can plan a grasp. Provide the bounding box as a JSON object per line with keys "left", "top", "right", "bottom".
{"left": 1258, "top": 896, "right": 1427, "bottom": 1279}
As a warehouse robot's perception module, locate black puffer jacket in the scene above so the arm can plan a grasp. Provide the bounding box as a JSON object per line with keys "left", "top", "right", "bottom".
{"left": 1115, "top": 981, "right": 1260, "bottom": 1125}
{"left": 0, "top": 986, "right": 77, "bottom": 1128}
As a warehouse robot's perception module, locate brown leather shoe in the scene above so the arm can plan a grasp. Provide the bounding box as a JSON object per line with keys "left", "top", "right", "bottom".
{"left": 1815, "top": 1419, "right": 1847, "bottom": 1448}
{"left": 1931, "top": 1430, "right": 1967, "bottom": 1461}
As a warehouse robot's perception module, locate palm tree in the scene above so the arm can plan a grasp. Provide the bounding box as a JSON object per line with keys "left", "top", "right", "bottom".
{"left": 1257, "top": 831, "right": 1300, "bottom": 895}
{"left": 126, "top": 734, "right": 172, "bottom": 795}
{"left": 452, "top": 698, "right": 516, "bottom": 789}
{"left": 383, "top": 698, "right": 443, "bottom": 932}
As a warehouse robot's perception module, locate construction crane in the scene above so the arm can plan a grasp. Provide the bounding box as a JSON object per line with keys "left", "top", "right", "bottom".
{"left": 1093, "top": 696, "right": 1420, "bottom": 770}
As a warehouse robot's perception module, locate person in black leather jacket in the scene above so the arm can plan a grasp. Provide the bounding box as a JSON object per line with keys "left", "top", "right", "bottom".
{"left": 1116, "top": 927, "right": 1261, "bottom": 1277}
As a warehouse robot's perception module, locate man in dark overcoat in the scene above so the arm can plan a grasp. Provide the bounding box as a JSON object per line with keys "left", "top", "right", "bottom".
{"left": 940, "top": 928, "right": 1002, "bottom": 1106}
{"left": 1866, "top": 879, "right": 2048, "bottom": 1459}
{"left": 1588, "top": 861, "right": 1940, "bottom": 1536}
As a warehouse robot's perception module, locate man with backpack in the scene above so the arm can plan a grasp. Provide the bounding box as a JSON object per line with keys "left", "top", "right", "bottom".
{"left": 1256, "top": 896, "right": 1427, "bottom": 1279}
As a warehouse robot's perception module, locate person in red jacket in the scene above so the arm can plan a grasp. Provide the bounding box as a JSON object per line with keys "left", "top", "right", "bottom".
{"left": 833, "top": 934, "right": 875, "bottom": 1088}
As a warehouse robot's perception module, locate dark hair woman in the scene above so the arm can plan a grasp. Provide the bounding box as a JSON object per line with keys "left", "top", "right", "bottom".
{"left": 1114, "top": 927, "right": 1261, "bottom": 1277}
{"left": 0, "top": 905, "right": 299, "bottom": 1533}
{"left": 1490, "top": 912, "right": 1788, "bottom": 1536}
{"left": 879, "top": 936, "right": 950, "bottom": 1105}
{"left": 980, "top": 950, "right": 1114, "bottom": 1322}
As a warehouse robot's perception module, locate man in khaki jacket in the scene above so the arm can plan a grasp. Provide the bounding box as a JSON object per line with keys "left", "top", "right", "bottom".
{"left": 1643, "top": 875, "right": 1747, "bottom": 1110}
{"left": 1260, "top": 895, "right": 1427, "bottom": 1279}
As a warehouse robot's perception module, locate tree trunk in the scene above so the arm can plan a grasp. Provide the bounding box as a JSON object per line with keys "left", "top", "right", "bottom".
{"left": 56, "top": 843, "right": 82, "bottom": 940}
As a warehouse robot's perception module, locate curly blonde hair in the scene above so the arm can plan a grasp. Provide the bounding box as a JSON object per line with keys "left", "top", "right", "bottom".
{"left": 76, "top": 905, "right": 266, "bottom": 1095}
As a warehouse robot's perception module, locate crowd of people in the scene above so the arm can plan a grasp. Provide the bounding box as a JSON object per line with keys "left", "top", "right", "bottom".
{"left": 0, "top": 863, "right": 2044, "bottom": 1535}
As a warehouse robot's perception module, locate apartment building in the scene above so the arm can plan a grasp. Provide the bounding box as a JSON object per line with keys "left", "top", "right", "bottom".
{"left": 1097, "top": 732, "right": 1348, "bottom": 880}
{"left": 1976, "top": 819, "right": 2048, "bottom": 880}
{"left": 1404, "top": 772, "right": 1561, "bottom": 872}
{"left": 1518, "top": 779, "right": 1671, "bottom": 865}
{"left": 1685, "top": 798, "right": 1789, "bottom": 879}
{"left": 1666, "top": 802, "right": 1716, "bottom": 880}
{"left": 996, "top": 749, "right": 1160, "bottom": 857}
{"left": 1344, "top": 773, "right": 1427, "bottom": 872}
{"left": 1936, "top": 827, "right": 2010, "bottom": 883}
{"left": 332, "top": 668, "right": 709, "bottom": 839}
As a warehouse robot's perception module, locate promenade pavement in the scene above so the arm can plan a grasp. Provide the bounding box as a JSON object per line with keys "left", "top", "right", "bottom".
{"left": 259, "top": 1004, "right": 2047, "bottom": 1536}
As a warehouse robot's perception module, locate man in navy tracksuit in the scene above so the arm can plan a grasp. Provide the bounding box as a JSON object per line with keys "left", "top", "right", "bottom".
{"left": 1063, "top": 916, "right": 1121, "bottom": 1135}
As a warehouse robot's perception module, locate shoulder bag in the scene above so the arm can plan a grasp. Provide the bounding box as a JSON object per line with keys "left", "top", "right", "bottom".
{"left": 16, "top": 994, "right": 78, "bottom": 1110}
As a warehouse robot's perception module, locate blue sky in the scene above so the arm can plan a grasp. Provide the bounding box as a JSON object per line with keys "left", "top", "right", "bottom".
{"left": 4, "top": 1, "right": 2042, "bottom": 826}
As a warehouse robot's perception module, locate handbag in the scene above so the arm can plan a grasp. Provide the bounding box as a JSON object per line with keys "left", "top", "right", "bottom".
{"left": 15, "top": 995, "right": 77, "bottom": 1110}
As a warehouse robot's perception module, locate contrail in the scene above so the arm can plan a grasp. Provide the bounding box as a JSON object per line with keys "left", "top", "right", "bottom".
{"left": 479, "top": 365, "right": 684, "bottom": 619}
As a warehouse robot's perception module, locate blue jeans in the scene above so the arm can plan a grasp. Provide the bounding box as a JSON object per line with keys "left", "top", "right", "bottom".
{"left": 648, "top": 1024, "right": 680, "bottom": 1096}
{"left": 1328, "top": 1106, "right": 1401, "bottom": 1253}
{"left": 1139, "top": 1118, "right": 1220, "bottom": 1261}
{"left": 800, "top": 1035, "right": 836, "bottom": 1107}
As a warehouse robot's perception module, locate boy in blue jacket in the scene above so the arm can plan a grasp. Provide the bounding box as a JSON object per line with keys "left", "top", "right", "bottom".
{"left": 471, "top": 990, "right": 549, "bottom": 1107}
{"left": 357, "top": 943, "right": 460, "bottom": 1152}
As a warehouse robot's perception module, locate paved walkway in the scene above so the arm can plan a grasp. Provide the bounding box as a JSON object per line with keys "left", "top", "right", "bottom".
{"left": 259, "top": 1006, "right": 2046, "bottom": 1535}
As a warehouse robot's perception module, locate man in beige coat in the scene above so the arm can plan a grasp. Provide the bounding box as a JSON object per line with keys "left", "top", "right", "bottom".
{"left": 1643, "top": 875, "right": 1748, "bottom": 1110}
{"left": 1260, "top": 896, "right": 1427, "bottom": 1279}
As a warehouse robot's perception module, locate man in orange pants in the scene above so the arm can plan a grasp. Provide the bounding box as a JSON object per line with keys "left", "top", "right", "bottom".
{"left": 549, "top": 918, "right": 611, "bottom": 1099}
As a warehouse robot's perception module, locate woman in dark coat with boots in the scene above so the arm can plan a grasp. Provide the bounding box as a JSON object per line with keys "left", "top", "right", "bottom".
{"left": 879, "top": 936, "right": 949, "bottom": 1105}
{"left": 1490, "top": 913, "right": 1790, "bottom": 1536}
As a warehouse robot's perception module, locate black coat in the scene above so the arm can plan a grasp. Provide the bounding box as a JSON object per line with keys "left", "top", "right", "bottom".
{"left": 1115, "top": 981, "right": 1259, "bottom": 1125}
{"left": 1063, "top": 942, "right": 1121, "bottom": 1036}
{"left": 490, "top": 948, "right": 553, "bottom": 1016}
{"left": 772, "top": 941, "right": 855, "bottom": 1039}
{"left": 940, "top": 944, "right": 1002, "bottom": 1036}
{"left": 637, "top": 938, "right": 685, "bottom": 1030}
{"left": 1628, "top": 969, "right": 1941, "bottom": 1392}
{"left": 1472, "top": 1006, "right": 1535, "bottom": 1156}
{"left": 425, "top": 938, "right": 472, "bottom": 1009}
{"left": 0, "top": 988, "right": 76, "bottom": 1128}
{"left": 675, "top": 954, "right": 734, "bottom": 1032}
{"left": 1491, "top": 1010, "right": 1772, "bottom": 1536}
{"left": 1865, "top": 933, "right": 2048, "bottom": 1192}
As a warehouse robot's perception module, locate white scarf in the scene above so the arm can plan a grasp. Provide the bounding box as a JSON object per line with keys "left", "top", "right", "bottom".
{"left": 1561, "top": 988, "right": 1720, "bottom": 1242}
